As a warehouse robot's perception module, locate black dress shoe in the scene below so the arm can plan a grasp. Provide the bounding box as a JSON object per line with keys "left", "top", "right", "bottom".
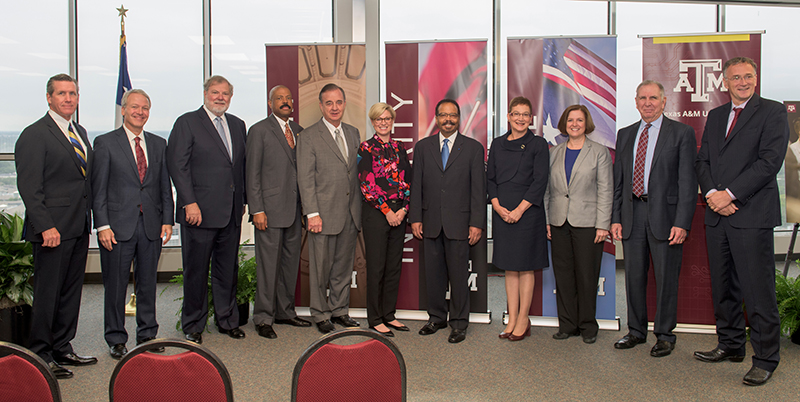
{"left": 275, "top": 317, "right": 312, "bottom": 327}
{"left": 137, "top": 337, "right": 165, "bottom": 353}
{"left": 448, "top": 328, "right": 467, "bottom": 343}
{"left": 316, "top": 319, "right": 336, "bottom": 334}
{"left": 370, "top": 326, "right": 394, "bottom": 337}
{"left": 219, "top": 327, "right": 246, "bottom": 339}
{"left": 743, "top": 365, "right": 773, "bottom": 386}
{"left": 419, "top": 321, "right": 447, "bottom": 335}
{"left": 54, "top": 353, "right": 98, "bottom": 366}
{"left": 583, "top": 336, "right": 597, "bottom": 344}
{"left": 109, "top": 344, "right": 128, "bottom": 360}
{"left": 185, "top": 332, "right": 203, "bottom": 344}
{"left": 552, "top": 331, "right": 580, "bottom": 340}
{"left": 385, "top": 321, "right": 410, "bottom": 331}
{"left": 614, "top": 334, "right": 646, "bottom": 349}
{"left": 331, "top": 315, "right": 360, "bottom": 327}
{"left": 693, "top": 347, "right": 745, "bottom": 363}
{"left": 256, "top": 324, "right": 278, "bottom": 339}
{"left": 650, "top": 340, "right": 675, "bottom": 357}
{"left": 48, "top": 361, "right": 73, "bottom": 379}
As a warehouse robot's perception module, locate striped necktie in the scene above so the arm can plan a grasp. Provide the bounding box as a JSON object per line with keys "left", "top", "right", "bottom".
{"left": 68, "top": 123, "right": 87, "bottom": 176}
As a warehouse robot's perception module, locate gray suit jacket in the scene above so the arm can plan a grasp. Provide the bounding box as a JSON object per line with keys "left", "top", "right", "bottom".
{"left": 297, "top": 118, "right": 361, "bottom": 234}
{"left": 246, "top": 115, "right": 303, "bottom": 228}
{"left": 545, "top": 138, "right": 612, "bottom": 229}
{"left": 612, "top": 116, "right": 697, "bottom": 240}
{"left": 91, "top": 128, "right": 174, "bottom": 242}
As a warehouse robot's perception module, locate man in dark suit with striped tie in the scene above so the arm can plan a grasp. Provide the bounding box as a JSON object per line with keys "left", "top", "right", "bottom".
{"left": 15, "top": 73, "right": 96, "bottom": 379}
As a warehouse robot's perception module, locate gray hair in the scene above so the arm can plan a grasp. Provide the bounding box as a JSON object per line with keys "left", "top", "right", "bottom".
{"left": 203, "top": 75, "right": 233, "bottom": 94}
{"left": 723, "top": 57, "right": 758, "bottom": 77}
{"left": 121, "top": 88, "right": 151, "bottom": 108}
{"left": 636, "top": 80, "right": 665, "bottom": 99}
{"left": 46, "top": 73, "right": 78, "bottom": 95}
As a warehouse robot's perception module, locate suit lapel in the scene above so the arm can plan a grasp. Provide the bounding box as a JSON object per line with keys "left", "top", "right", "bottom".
{"left": 443, "top": 133, "right": 463, "bottom": 171}
{"left": 318, "top": 119, "right": 348, "bottom": 165}
{"left": 45, "top": 114, "right": 86, "bottom": 176}
{"left": 197, "top": 108, "right": 232, "bottom": 162}
{"left": 115, "top": 128, "right": 140, "bottom": 182}
{"left": 650, "top": 117, "right": 669, "bottom": 168}
{"left": 724, "top": 96, "right": 758, "bottom": 147}
{"left": 269, "top": 115, "right": 295, "bottom": 164}
{"left": 568, "top": 141, "right": 590, "bottom": 188}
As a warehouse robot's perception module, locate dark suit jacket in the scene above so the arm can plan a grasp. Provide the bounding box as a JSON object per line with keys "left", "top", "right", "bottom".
{"left": 696, "top": 94, "right": 789, "bottom": 228}
{"left": 246, "top": 115, "right": 303, "bottom": 228}
{"left": 15, "top": 113, "right": 92, "bottom": 241}
{"left": 612, "top": 116, "right": 697, "bottom": 240}
{"left": 409, "top": 133, "right": 486, "bottom": 240}
{"left": 167, "top": 107, "right": 247, "bottom": 228}
{"left": 91, "top": 128, "right": 174, "bottom": 242}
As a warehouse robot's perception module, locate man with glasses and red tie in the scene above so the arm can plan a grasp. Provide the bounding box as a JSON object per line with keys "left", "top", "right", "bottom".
{"left": 16, "top": 73, "right": 96, "bottom": 379}
{"left": 695, "top": 57, "right": 789, "bottom": 386}
{"left": 611, "top": 80, "right": 697, "bottom": 358}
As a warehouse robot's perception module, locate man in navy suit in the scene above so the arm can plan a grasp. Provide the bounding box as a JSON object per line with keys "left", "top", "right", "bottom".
{"left": 168, "top": 76, "right": 247, "bottom": 343}
{"left": 15, "top": 73, "right": 96, "bottom": 379}
{"left": 409, "top": 99, "right": 486, "bottom": 344}
{"left": 92, "top": 89, "right": 174, "bottom": 359}
{"left": 611, "top": 80, "right": 697, "bottom": 357}
{"left": 694, "top": 57, "right": 789, "bottom": 386}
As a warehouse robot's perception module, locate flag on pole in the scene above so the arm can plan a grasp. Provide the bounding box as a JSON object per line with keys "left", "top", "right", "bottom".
{"left": 115, "top": 5, "right": 131, "bottom": 128}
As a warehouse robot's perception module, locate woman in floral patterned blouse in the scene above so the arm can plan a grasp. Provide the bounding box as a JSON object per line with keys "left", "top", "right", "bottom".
{"left": 357, "top": 102, "right": 412, "bottom": 337}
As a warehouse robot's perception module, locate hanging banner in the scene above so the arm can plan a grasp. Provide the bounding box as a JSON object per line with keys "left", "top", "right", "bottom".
{"left": 508, "top": 36, "right": 619, "bottom": 330}
{"left": 385, "top": 40, "right": 490, "bottom": 322}
{"left": 266, "top": 43, "right": 369, "bottom": 312}
{"left": 641, "top": 32, "right": 762, "bottom": 329}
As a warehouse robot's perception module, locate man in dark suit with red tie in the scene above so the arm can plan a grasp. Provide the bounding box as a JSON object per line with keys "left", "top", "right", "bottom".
{"left": 15, "top": 73, "right": 96, "bottom": 379}
{"left": 694, "top": 57, "right": 789, "bottom": 386}
{"left": 92, "top": 89, "right": 174, "bottom": 359}
{"left": 168, "top": 75, "right": 247, "bottom": 343}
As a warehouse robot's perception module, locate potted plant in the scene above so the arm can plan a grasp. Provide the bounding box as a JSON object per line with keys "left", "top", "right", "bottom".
{"left": 776, "top": 269, "right": 800, "bottom": 345}
{"left": 0, "top": 212, "right": 34, "bottom": 346}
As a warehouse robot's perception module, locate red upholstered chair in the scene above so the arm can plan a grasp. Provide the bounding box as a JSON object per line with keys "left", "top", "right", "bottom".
{"left": 109, "top": 338, "right": 233, "bottom": 402}
{"left": 0, "top": 341, "right": 62, "bottom": 402}
{"left": 292, "top": 328, "right": 407, "bottom": 402}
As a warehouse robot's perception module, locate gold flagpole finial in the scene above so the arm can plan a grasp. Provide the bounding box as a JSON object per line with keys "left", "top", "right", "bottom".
{"left": 117, "top": 5, "right": 128, "bottom": 35}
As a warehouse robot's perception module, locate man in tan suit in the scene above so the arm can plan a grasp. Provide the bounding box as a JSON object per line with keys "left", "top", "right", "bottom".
{"left": 297, "top": 83, "right": 362, "bottom": 333}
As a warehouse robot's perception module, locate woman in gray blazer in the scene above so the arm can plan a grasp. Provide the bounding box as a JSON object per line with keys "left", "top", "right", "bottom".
{"left": 545, "top": 105, "right": 612, "bottom": 344}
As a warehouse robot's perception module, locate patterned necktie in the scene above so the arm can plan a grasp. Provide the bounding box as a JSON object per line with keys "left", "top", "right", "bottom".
{"left": 727, "top": 107, "right": 743, "bottom": 138}
{"left": 632, "top": 123, "right": 651, "bottom": 197}
{"left": 68, "top": 123, "right": 87, "bottom": 176}
{"left": 335, "top": 128, "right": 347, "bottom": 159}
{"left": 134, "top": 137, "right": 147, "bottom": 183}
{"left": 214, "top": 116, "right": 232, "bottom": 159}
{"left": 284, "top": 123, "right": 295, "bottom": 149}
{"left": 441, "top": 138, "right": 450, "bottom": 167}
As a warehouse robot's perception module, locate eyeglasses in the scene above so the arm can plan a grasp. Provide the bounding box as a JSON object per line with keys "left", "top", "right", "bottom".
{"left": 437, "top": 113, "right": 459, "bottom": 118}
{"left": 510, "top": 112, "right": 531, "bottom": 119}
{"left": 726, "top": 74, "right": 756, "bottom": 83}
{"left": 373, "top": 117, "right": 393, "bottom": 123}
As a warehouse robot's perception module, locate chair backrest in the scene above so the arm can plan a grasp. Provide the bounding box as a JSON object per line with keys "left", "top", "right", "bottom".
{"left": 0, "top": 341, "right": 61, "bottom": 402}
{"left": 291, "top": 328, "right": 406, "bottom": 402}
{"left": 109, "top": 338, "right": 234, "bottom": 402}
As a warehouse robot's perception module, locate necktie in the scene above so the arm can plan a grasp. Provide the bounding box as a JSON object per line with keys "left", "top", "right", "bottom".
{"left": 441, "top": 138, "right": 450, "bottom": 168}
{"left": 284, "top": 123, "right": 295, "bottom": 149}
{"left": 632, "top": 123, "right": 651, "bottom": 197}
{"left": 727, "top": 107, "right": 743, "bottom": 138}
{"left": 68, "top": 123, "right": 87, "bottom": 176}
{"left": 335, "top": 128, "right": 347, "bottom": 159}
{"left": 214, "top": 116, "right": 232, "bottom": 159}
{"left": 134, "top": 137, "right": 147, "bottom": 183}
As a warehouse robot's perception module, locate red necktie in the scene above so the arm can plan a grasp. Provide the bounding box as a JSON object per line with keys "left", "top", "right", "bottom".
{"left": 632, "top": 123, "right": 651, "bottom": 197}
{"left": 135, "top": 137, "right": 147, "bottom": 183}
{"left": 727, "top": 107, "right": 743, "bottom": 138}
{"left": 284, "top": 123, "right": 295, "bottom": 149}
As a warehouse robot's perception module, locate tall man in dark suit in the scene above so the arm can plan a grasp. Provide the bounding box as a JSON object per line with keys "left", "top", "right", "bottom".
{"left": 611, "top": 80, "right": 697, "bottom": 357}
{"left": 246, "top": 85, "right": 311, "bottom": 339}
{"left": 15, "top": 73, "right": 96, "bottom": 379}
{"left": 410, "top": 99, "right": 486, "bottom": 344}
{"left": 167, "top": 75, "right": 247, "bottom": 343}
{"left": 297, "top": 83, "right": 362, "bottom": 334}
{"left": 694, "top": 57, "right": 788, "bottom": 386}
{"left": 92, "top": 89, "right": 174, "bottom": 359}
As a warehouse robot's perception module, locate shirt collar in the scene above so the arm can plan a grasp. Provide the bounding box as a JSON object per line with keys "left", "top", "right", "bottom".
{"left": 322, "top": 117, "right": 342, "bottom": 135}
{"left": 640, "top": 114, "right": 664, "bottom": 131}
{"left": 273, "top": 114, "right": 291, "bottom": 132}
{"left": 731, "top": 97, "right": 752, "bottom": 111}
{"left": 439, "top": 131, "right": 458, "bottom": 146}
{"left": 203, "top": 105, "right": 226, "bottom": 124}
{"left": 48, "top": 109, "right": 72, "bottom": 131}
{"left": 123, "top": 124, "right": 144, "bottom": 144}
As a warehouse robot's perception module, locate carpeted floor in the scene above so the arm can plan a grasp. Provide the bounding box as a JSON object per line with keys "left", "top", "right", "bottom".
{"left": 53, "top": 265, "right": 800, "bottom": 401}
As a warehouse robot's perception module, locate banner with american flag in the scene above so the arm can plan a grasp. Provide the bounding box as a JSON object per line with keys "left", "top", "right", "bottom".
{"left": 115, "top": 8, "right": 132, "bottom": 129}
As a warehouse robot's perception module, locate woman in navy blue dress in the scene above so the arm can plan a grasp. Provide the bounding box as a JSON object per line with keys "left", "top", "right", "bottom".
{"left": 487, "top": 96, "right": 549, "bottom": 341}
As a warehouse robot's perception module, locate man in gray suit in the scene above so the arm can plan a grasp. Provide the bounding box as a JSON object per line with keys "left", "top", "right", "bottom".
{"left": 246, "top": 85, "right": 311, "bottom": 339}
{"left": 92, "top": 89, "right": 174, "bottom": 359}
{"left": 611, "top": 80, "right": 697, "bottom": 357}
{"left": 297, "top": 83, "right": 362, "bottom": 334}
{"left": 410, "top": 99, "right": 486, "bottom": 344}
